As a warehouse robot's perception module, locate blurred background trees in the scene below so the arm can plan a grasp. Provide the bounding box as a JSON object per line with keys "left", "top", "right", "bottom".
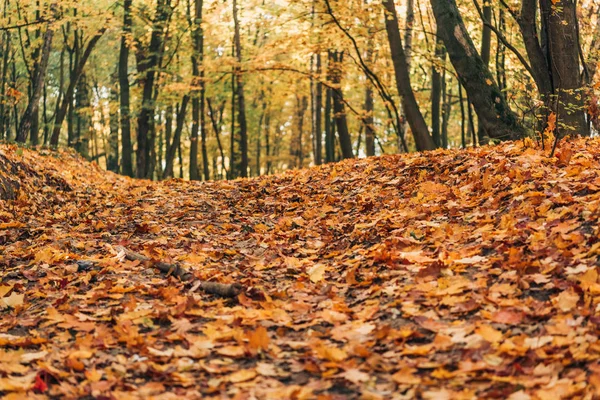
{"left": 1, "top": 0, "right": 598, "bottom": 179}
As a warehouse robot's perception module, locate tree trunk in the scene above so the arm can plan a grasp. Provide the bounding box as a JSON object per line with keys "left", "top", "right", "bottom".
{"left": 383, "top": 0, "right": 435, "bottom": 151}
{"left": 119, "top": 0, "right": 134, "bottom": 177}
{"left": 314, "top": 53, "right": 323, "bottom": 165}
{"left": 430, "top": 0, "right": 524, "bottom": 140}
{"left": 75, "top": 72, "right": 91, "bottom": 158}
{"left": 190, "top": 0, "right": 206, "bottom": 181}
{"left": 233, "top": 0, "right": 248, "bottom": 178}
{"left": 136, "top": 0, "right": 171, "bottom": 178}
{"left": 324, "top": 82, "right": 334, "bottom": 163}
{"left": 16, "top": 28, "right": 53, "bottom": 143}
{"left": 229, "top": 70, "right": 236, "bottom": 180}
{"left": 476, "top": 0, "right": 492, "bottom": 144}
{"left": 431, "top": 32, "right": 444, "bottom": 148}
{"left": 330, "top": 51, "right": 354, "bottom": 159}
{"left": 539, "top": 0, "right": 586, "bottom": 136}
{"left": 108, "top": 85, "right": 120, "bottom": 172}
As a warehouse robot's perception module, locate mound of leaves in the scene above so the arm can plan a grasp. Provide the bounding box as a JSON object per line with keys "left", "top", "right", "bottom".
{"left": 2, "top": 139, "right": 600, "bottom": 399}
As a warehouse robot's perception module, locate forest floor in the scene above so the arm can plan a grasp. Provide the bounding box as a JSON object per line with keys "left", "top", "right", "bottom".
{"left": 1, "top": 139, "right": 600, "bottom": 399}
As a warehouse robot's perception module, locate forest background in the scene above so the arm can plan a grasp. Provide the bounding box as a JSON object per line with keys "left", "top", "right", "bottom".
{"left": 1, "top": 0, "right": 599, "bottom": 180}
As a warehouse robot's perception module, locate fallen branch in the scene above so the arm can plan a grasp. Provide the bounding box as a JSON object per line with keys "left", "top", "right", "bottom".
{"left": 115, "top": 246, "right": 242, "bottom": 297}
{"left": 115, "top": 246, "right": 193, "bottom": 281}
{"left": 197, "top": 281, "right": 243, "bottom": 297}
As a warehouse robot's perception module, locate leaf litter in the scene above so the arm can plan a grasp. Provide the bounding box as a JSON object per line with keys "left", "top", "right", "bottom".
{"left": 1, "top": 138, "right": 600, "bottom": 398}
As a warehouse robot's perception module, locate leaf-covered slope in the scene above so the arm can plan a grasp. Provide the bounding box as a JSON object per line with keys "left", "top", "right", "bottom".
{"left": 1, "top": 140, "right": 600, "bottom": 399}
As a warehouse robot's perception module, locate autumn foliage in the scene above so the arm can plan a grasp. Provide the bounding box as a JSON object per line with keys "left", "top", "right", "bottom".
{"left": 2, "top": 139, "right": 600, "bottom": 398}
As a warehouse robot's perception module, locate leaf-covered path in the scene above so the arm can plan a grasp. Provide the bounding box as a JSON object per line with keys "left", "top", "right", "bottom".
{"left": 2, "top": 140, "right": 600, "bottom": 399}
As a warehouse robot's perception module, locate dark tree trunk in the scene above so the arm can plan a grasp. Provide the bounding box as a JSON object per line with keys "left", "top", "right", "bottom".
{"left": 190, "top": 0, "right": 206, "bottom": 181}
{"left": 364, "top": 39, "right": 375, "bottom": 157}
{"left": 459, "top": 83, "right": 466, "bottom": 148}
{"left": 229, "top": 70, "right": 236, "bottom": 180}
{"left": 431, "top": 33, "right": 444, "bottom": 148}
{"left": 136, "top": 0, "right": 171, "bottom": 178}
{"left": 233, "top": 0, "right": 248, "bottom": 178}
{"left": 16, "top": 28, "right": 53, "bottom": 143}
{"left": 107, "top": 85, "right": 120, "bottom": 172}
{"left": 539, "top": 0, "right": 586, "bottom": 136}
{"left": 383, "top": 0, "right": 435, "bottom": 151}
{"left": 430, "top": 0, "right": 524, "bottom": 140}
{"left": 75, "top": 72, "right": 91, "bottom": 158}
{"left": 475, "top": 0, "right": 492, "bottom": 144}
{"left": 119, "top": 0, "right": 134, "bottom": 177}
{"left": 324, "top": 82, "right": 334, "bottom": 163}
{"left": 329, "top": 51, "right": 354, "bottom": 159}
{"left": 314, "top": 53, "right": 323, "bottom": 165}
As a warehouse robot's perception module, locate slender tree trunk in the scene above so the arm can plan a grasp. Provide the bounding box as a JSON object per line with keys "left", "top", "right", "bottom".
{"left": 75, "top": 72, "right": 91, "bottom": 158}
{"left": 441, "top": 73, "right": 451, "bottom": 148}
{"left": 119, "top": 0, "right": 134, "bottom": 177}
{"left": 229, "top": 69, "right": 236, "bottom": 180}
{"left": 459, "top": 83, "right": 466, "bottom": 148}
{"left": 265, "top": 111, "right": 271, "bottom": 174}
{"left": 314, "top": 53, "right": 323, "bottom": 165}
{"left": 476, "top": 0, "right": 492, "bottom": 144}
{"left": 325, "top": 78, "right": 334, "bottom": 163}
{"left": 383, "top": 0, "right": 435, "bottom": 151}
{"left": 430, "top": 0, "right": 524, "bottom": 140}
{"left": 233, "top": 0, "right": 248, "bottom": 178}
{"left": 108, "top": 85, "right": 120, "bottom": 172}
{"left": 16, "top": 27, "right": 53, "bottom": 143}
{"left": 190, "top": 0, "right": 206, "bottom": 181}
{"left": 364, "top": 37, "right": 375, "bottom": 157}
{"left": 330, "top": 51, "right": 354, "bottom": 159}
{"left": 430, "top": 31, "right": 444, "bottom": 148}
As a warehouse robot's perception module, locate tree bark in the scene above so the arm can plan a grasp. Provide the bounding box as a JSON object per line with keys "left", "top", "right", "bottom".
{"left": 431, "top": 33, "right": 444, "bottom": 148}
{"left": 476, "top": 1, "right": 492, "bottom": 144}
{"left": 119, "top": 0, "right": 134, "bottom": 177}
{"left": 383, "top": 0, "right": 435, "bottom": 151}
{"left": 190, "top": 0, "right": 207, "bottom": 181}
{"left": 430, "top": 0, "right": 524, "bottom": 140}
{"left": 314, "top": 53, "right": 323, "bottom": 164}
{"left": 108, "top": 84, "right": 120, "bottom": 172}
{"left": 233, "top": 0, "right": 248, "bottom": 178}
{"left": 136, "top": 0, "right": 171, "bottom": 178}
{"left": 329, "top": 51, "right": 354, "bottom": 159}
{"left": 539, "top": 0, "right": 586, "bottom": 136}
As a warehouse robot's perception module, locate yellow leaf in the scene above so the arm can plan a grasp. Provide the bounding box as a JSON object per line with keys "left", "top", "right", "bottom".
{"left": 475, "top": 324, "right": 503, "bottom": 343}
{"left": 228, "top": 368, "right": 257, "bottom": 383}
{"left": 315, "top": 345, "right": 347, "bottom": 362}
{"left": 553, "top": 289, "right": 579, "bottom": 312}
{"left": 308, "top": 264, "right": 326, "bottom": 283}
{"left": 392, "top": 367, "right": 421, "bottom": 385}
{"left": 216, "top": 346, "right": 246, "bottom": 358}
{"left": 1, "top": 293, "right": 23, "bottom": 309}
